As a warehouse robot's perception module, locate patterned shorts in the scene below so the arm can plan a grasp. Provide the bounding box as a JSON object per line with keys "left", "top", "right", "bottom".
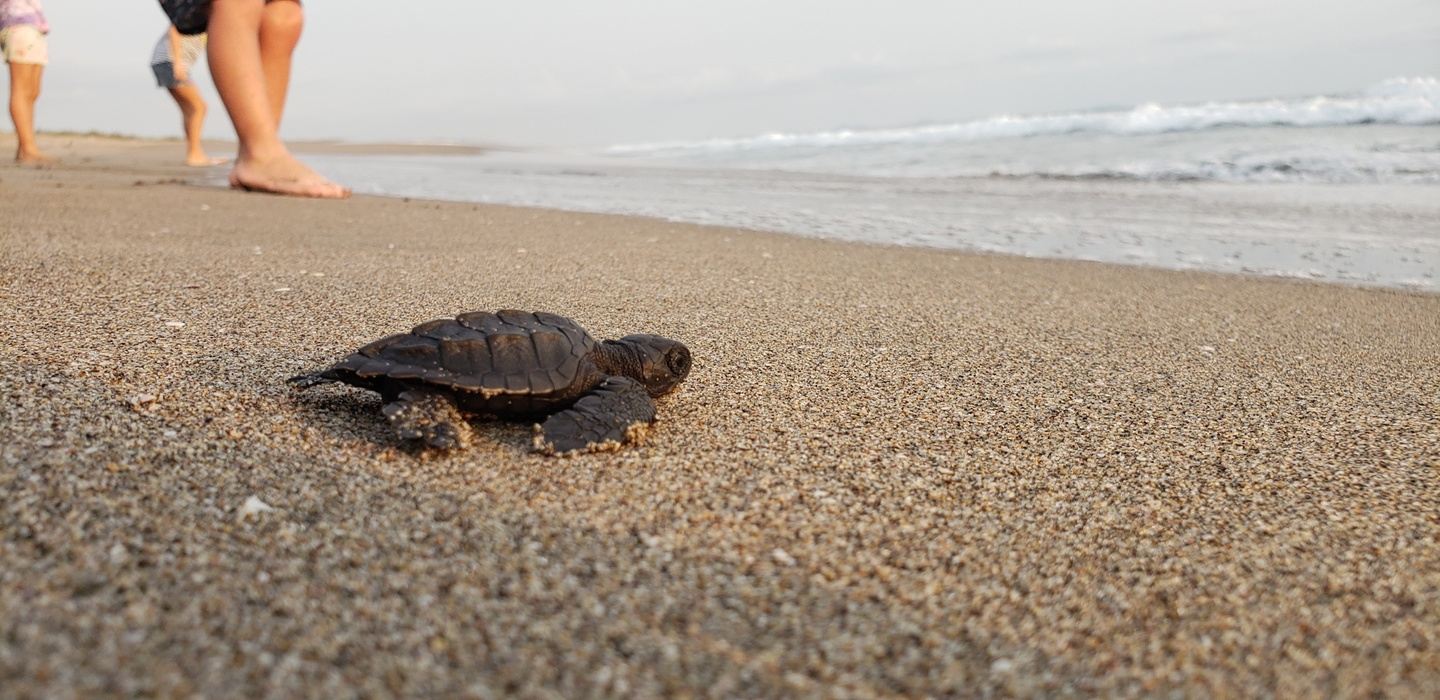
{"left": 158, "top": 0, "right": 212, "bottom": 36}
{"left": 0, "top": 24, "right": 48, "bottom": 65}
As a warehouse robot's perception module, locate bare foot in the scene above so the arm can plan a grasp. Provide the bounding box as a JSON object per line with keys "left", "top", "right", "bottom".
{"left": 229, "top": 153, "right": 350, "bottom": 199}
{"left": 186, "top": 155, "right": 230, "bottom": 167}
{"left": 15, "top": 150, "right": 55, "bottom": 167}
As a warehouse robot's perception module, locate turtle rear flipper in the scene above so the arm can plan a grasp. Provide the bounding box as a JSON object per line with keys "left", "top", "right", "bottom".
{"left": 534, "top": 377, "right": 656, "bottom": 456}
{"left": 383, "top": 390, "right": 473, "bottom": 450}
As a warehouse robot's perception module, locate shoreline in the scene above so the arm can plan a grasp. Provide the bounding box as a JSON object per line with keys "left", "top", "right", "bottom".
{"left": 19, "top": 131, "right": 495, "bottom": 156}
{"left": 12, "top": 133, "right": 1437, "bottom": 294}
{"left": 3, "top": 139, "right": 1438, "bottom": 696}
{"left": 300, "top": 148, "right": 1440, "bottom": 294}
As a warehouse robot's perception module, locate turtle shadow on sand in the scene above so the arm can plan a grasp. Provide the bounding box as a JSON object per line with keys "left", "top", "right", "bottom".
{"left": 288, "top": 310, "right": 692, "bottom": 456}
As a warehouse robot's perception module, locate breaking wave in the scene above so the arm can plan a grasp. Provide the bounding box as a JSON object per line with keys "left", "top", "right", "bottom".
{"left": 607, "top": 77, "right": 1440, "bottom": 157}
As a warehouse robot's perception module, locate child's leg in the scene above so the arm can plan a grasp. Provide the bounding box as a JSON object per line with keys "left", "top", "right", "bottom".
{"left": 167, "top": 82, "right": 215, "bottom": 165}
{"left": 7, "top": 62, "right": 49, "bottom": 164}
{"left": 207, "top": 0, "right": 347, "bottom": 197}
{"left": 4, "top": 23, "right": 51, "bottom": 164}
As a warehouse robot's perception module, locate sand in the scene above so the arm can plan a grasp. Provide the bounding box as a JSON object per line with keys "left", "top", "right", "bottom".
{"left": 2, "top": 140, "right": 1438, "bottom": 697}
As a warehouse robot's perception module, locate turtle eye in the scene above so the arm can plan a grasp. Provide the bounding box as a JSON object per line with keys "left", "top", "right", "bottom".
{"left": 666, "top": 348, "right": 691, "bottom": 377}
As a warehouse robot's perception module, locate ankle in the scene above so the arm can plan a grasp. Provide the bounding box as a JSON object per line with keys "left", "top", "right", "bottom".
{"left": 236, "top": 140, "right": 290, "bottom": 164}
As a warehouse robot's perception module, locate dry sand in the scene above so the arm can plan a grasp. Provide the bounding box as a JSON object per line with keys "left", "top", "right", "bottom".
{"left": 2, "top": 141, "right": 1438, "bottom": 697}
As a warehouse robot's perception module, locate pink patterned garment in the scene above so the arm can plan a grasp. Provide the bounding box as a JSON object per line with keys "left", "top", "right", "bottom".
{"left": 0, "top": 0, "right": 48, "bottom": 33}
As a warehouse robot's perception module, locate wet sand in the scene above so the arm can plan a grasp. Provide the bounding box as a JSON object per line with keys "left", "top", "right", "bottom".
{"left": 0, "top": 133, "right": 486, "bottom": 174}
{"left": 2, "top": 143, "right": 1438, "bottom": 697}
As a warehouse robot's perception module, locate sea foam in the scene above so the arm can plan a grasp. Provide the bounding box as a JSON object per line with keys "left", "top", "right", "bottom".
{"left": 608, "top": 77, "right": 1440, "bottom": 157}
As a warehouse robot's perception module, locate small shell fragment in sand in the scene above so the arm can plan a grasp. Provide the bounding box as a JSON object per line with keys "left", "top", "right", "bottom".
{"left": 772, "top": 548, "right": 796, "bottom": 566}
{"left": 238, "top": 496, "right": 275, "bottom": 520}
{"left": 164, "top": 321, "right": 185, "bottom": 328}
{"left": 274, "top": 287, "right": 292, "bottom": 293}
{"left": 127, "top": 393, "right": 157, "bottom": 410}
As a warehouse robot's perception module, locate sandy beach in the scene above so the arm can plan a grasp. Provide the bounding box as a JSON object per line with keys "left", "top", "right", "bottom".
{"left": 2, "top": 138, "right": 1438, "bottom": 696}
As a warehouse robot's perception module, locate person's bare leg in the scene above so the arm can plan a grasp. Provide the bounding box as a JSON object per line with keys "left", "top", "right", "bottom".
{"left": 206, "top": 0, "right": 347, "bottom": 197}
{"left": 258, "top": 0, "right": 302, "bottom": 126}
{"left": 168, "top": 83, "right": 224, "bottom": 166}
{"left": 8, "top": 62, "right": 52, "bottom": 164}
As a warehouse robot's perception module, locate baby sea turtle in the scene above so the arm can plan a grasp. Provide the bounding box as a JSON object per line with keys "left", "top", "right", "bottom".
{"left": 289, "top": 310, "right": 691, "bottom": 455}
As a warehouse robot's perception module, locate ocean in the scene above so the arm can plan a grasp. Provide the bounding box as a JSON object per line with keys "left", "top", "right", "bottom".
{"left": 299, "top": 77, "right": 1439, "bottom": 291}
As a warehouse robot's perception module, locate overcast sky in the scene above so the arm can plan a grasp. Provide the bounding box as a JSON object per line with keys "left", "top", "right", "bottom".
{"left": 35, "top": 0, "right": 1440, "bottom": 147}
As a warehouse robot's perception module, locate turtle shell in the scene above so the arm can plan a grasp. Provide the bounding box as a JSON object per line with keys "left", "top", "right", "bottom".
{"left": 330, "top": 310, "right": 598, "bottom": 397}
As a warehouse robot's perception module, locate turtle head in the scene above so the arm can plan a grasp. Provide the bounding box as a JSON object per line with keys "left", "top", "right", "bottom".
{"left": 603, "top": 334, "right": 691, "bottom": 396}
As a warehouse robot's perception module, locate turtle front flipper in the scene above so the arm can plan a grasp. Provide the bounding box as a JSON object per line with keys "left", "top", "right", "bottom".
{"left": 534, "top": 377, "right": 657, "bottom": 456}
{"left": 382, "top": 390, "right": 473, "bottom": 450}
